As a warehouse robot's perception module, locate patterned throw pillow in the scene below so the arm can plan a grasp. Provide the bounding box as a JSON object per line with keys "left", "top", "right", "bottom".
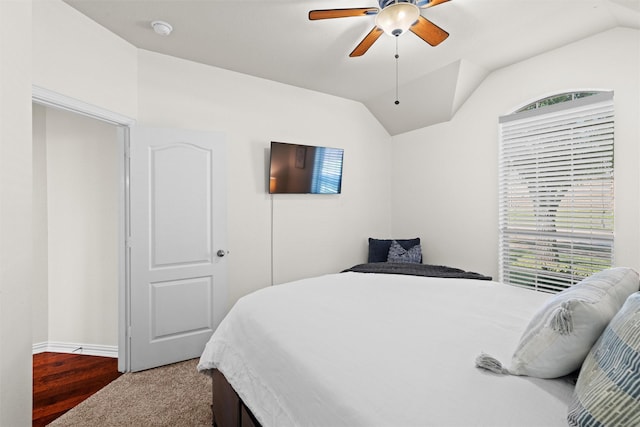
{"left": 567, "top": 292, "right": 640, "bottom": 427}
{"left": 387, "top": 240, "right": 422, "bottom": 264}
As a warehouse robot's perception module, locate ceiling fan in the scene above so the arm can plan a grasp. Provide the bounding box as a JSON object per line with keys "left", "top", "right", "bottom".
{"left": 309, "top": 0, "right": 450, "bottom": 57}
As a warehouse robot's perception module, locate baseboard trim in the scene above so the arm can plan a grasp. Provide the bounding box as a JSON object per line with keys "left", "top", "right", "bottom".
{"left": 33, "top": 341, "right": 118, "bottom": 358}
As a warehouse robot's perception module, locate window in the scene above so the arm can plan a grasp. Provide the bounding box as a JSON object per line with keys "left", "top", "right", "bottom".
{"left": 515, "top": 91, "right": 599, "bottom": 113}
{"left": 311, "top": 147, "right": 344, "bottom": 194}
{"left": 499, "top": 91, "right": 614, "bottom": 292}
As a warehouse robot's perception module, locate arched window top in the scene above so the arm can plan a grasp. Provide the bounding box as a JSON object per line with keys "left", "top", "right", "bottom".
{"left": 516, "top": 91, "right": 601, "bottom": 113}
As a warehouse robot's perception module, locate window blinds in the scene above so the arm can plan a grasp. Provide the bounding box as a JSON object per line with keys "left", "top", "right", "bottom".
{"left": 498, "top": 92, "right": 614, "bottom": 292}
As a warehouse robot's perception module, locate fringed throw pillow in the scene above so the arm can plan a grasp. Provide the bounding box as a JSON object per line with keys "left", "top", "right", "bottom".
{"left": 476, "top": 267, "right": 639, "bottom": 378}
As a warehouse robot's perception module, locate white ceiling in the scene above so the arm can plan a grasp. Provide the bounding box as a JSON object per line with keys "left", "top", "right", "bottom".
{"left": 63, "top": 0, "right": 640, "bottom": 135}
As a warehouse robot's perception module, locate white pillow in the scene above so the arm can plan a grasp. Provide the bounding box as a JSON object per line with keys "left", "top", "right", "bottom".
{"left": 510, "top": 267, "right": 639, "bottom": 378}
{"left": 476, "top": 267, "right": 639, "bottom": 378}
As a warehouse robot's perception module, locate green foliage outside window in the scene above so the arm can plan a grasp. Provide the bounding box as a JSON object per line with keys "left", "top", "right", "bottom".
{"left": 516, "top": 92, "right": 598, "bottom": 112}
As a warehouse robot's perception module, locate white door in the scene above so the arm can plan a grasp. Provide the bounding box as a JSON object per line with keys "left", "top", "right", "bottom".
{"left": 129, "top": 126, "right": 227, "bottom": 372}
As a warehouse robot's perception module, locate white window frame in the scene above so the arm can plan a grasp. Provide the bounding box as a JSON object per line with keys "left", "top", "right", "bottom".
{"left": 498, "top": 91, "right": 614, "bottom": 292}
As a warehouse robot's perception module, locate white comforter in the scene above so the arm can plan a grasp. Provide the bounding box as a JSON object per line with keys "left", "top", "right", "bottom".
{"left": 198, "top": 272, "right": 575, "bottom": 427}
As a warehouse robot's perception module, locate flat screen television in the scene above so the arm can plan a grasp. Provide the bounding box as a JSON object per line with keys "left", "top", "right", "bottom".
{"left": 269, "top": 141, "right": 344, "bottom": 194}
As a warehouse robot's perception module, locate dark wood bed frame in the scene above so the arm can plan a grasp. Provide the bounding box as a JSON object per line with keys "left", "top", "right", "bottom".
{"left": 211, "top": 369, "right": 262, "bottom": 427}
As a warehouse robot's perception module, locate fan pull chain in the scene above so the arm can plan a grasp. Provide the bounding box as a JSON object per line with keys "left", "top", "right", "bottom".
{"left": 394, "top": 37, "right": 400, "bottom": 105}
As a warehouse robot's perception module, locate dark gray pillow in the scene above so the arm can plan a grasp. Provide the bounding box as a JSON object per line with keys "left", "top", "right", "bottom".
{"left": 368, "top": 237, "right": 421, "bottom": 263}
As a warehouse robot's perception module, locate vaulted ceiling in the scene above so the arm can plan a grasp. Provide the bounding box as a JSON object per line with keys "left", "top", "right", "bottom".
{"left": 64, "top": 0, "right": 640, "bottom": 135}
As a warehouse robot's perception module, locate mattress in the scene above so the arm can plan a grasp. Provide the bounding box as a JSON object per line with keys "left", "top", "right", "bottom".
{"left": 198, "top": 271, "right": 576, "bottom": 427}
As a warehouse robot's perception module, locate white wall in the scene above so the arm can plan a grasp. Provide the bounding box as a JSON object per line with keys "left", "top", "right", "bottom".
{"left": 44, "top": 107, "right": 119, "bottom": 346}
{"left": 391, "top": 27, "right": 640, "bottom": 280}
{"left": 136, "top": 50, "right": 393, "bottom": 303}
{"left": 32, "top": 104, "right": 120, "bottom": 349}
{"left": 0, "top": 1, "right": 33, "bottom": 424}
{"left": 32, "top": 104, "right": 49, "bottom": 345}
{"left": 32, "top": 0, "right": 138, "bottom": 119}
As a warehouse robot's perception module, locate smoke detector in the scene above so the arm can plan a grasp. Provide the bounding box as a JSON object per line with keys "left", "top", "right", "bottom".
{"left": 151, "top": 20, "right": 173, "bottom": 36}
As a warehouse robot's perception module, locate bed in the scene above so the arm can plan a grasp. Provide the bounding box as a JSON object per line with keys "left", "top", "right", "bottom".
{"left": 198, "top": 262, "right": 640, "bottom": 427}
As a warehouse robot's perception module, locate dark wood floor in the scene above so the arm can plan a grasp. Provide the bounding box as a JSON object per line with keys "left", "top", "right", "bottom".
{"left": 32, "top": 352, "right": 121, "bottom": 427}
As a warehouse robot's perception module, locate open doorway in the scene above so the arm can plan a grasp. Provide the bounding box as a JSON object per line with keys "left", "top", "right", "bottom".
{"left": 32, "top": 86, "right": 136, "bottom": 372}
{"left": 32, "top": 104, "right": 120, "bottom": 356}
{"left": 31, "top": 86, "right": 229, "bottom": 374}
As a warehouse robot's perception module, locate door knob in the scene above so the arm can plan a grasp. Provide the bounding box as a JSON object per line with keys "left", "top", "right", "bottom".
{"left": 216, "top": 250, "right": 227, "bottom": 257}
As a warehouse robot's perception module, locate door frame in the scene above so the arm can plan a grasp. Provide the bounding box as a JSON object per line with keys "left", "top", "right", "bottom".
{"left": 32, "top": 85, "right": 135, "bottom": 372}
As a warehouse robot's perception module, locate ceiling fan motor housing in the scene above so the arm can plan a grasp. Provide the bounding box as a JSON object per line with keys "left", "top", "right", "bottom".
{"left": 379, "top": 0, "right": 417, "bottom": 8}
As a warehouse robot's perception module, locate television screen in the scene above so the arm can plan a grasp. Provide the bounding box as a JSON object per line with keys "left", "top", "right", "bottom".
{"left": 269, "top": 141, "right": 344, "bottom": 194}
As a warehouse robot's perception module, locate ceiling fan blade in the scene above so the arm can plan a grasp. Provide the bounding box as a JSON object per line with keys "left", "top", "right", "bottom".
{"left": 410, "top": 16, "right": 449, "bottom": 46}
{"left": 349, "top": 27, "right": 384, "bottom": 57}
{"left": 417, "top": 0, "right": 451, "bottom": 9}
{"left": 309, "top": 8, "right": 378, "bottom": 20}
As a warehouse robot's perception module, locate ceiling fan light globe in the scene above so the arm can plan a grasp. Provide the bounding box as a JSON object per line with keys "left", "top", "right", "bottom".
{"left": 375, "top": 3, "right": 420, "bottom": 37}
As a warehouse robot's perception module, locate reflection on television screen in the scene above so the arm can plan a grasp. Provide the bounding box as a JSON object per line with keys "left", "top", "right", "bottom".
{"left": 269, "top": 142, "right": 344, "bottom": 194}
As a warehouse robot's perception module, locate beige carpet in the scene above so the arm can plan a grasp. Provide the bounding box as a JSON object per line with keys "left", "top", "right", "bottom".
{"left": 48, "top": 358, "right": 212, "bottom": 426}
